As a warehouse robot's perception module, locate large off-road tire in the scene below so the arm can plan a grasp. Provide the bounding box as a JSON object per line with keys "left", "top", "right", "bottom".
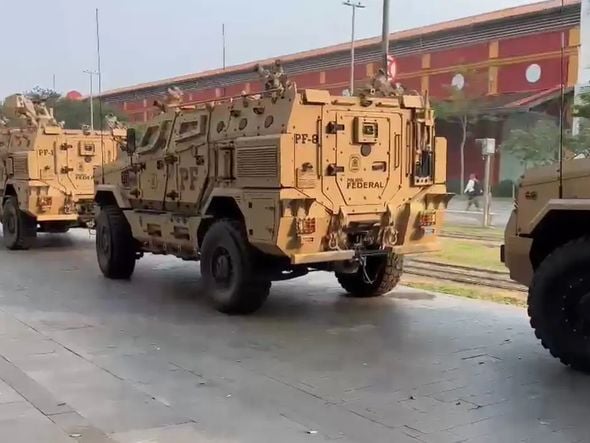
{"left": 200, "top": 220, "right": 271, "bottom": 314}
{"left": 336, "top": 252, "right": 403, "bottom": 298}
{"left": 529, "top": 237, "right": 590, "bottom": 373}
{"left": 96, "top": 205, "right": 136, "bottom": 279}
{"left": 2, "top": 197, "right": 37, "bottom": 250}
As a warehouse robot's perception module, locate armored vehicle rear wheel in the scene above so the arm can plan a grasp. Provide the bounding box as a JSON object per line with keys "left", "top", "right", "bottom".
{"left": 200, "top": 220, "right": 270, "bottom": 314}
{"left": 336, "top": 252, "right": 403, "bottom": 298}
{"left": 529, "top": 237, "right": 590, "bottom": 372}
{"left": 96, "top": 205, "right": 136, "bottom": 279}
{"left": 2, "top": 197, "right": 36, "bottom": 250}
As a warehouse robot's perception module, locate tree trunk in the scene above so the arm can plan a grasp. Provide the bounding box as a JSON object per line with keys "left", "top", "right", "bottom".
{"left": 459, "top": 116, "right": 468, "bottom": 194}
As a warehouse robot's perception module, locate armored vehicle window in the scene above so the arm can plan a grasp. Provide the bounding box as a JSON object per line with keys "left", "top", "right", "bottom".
{"left": 140, "top": 126, "right": 159, "bottom": 148}
{"left": 179, "top": 121, "right": 199, "bottom": 135}
{"left": 138, "top": 120, "right": 172, "bottom": 153}
{"left": 153, "top": 120, "right": 171, "bottom": 151}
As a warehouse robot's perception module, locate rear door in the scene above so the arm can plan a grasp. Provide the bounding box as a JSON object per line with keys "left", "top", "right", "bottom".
{"left": 64, "top": 135, "right": 97, "bottom": 195}
{"left": 325, "top": 111, "right": 402, "bottom": 206}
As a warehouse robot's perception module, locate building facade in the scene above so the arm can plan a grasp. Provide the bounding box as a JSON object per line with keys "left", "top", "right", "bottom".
{"left": 100, "top": 0, "right": 582, "bottom": 190}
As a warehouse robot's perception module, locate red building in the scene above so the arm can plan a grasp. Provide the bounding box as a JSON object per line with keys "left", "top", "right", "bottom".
{"left": 100, "top": 0, "right": 582, "bottom": 191}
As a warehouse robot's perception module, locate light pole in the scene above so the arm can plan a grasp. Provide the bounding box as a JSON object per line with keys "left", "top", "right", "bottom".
{"left": 343, "top": 1, "right": 365, "bottom": 94}
{"left": 83, "top": 70, "right": 99, "bottom": 131}
{"left": 382, "top": 0, "right": 390, "bottom": 77}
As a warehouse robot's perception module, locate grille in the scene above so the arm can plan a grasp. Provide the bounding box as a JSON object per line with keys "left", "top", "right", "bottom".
{"left": 12, "top": 157, "right": 28, "bottom": 176}
{"left": 237, "top": 146, "right": 277, "bottom": 178}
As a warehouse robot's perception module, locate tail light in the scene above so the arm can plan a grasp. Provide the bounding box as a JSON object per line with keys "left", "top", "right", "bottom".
{"left": 37, "top": 196, "right": 52, "bottom": 212}
{"left": 419, "top": 211, "right": 437, "bottom": 227}
{"left": 296, "top": 217, "right": 316, "bottom": 235}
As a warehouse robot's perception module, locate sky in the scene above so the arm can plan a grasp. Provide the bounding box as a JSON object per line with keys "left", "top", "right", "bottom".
{"left": 0, "top": 0, "right": 544, "bottom": 98}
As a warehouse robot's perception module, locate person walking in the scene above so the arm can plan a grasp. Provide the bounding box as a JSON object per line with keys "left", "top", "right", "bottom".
{"left": 464, "top": 173, "right": 482, "bottom": 211}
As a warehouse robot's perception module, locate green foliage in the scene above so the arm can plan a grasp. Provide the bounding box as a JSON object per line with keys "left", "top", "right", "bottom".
{"left": 53, "top": 98, "right": 127, "bottom": 130}
{"left": 23, "top": 87, "right": 126, "bottom": 130}
{"left": 573, "top": 91, "right": 590, "bottom": 119}
{"left": 501, "top": 118, "right": 590, "bottom": 168}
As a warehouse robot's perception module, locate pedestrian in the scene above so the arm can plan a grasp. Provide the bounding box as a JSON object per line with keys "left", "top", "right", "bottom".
{"left": 464, "top": 173, "right": 482, "bottom": 211}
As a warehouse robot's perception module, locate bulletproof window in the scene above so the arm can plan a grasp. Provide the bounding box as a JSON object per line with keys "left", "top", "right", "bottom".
{"left": 179, "top": 120, "right": 199, "bottom": 135}
{"left": 153, "top": 120, "right": 171, "bottom": 151}
{"left": 140, "top": 125, "right": 159, "bottom": 148}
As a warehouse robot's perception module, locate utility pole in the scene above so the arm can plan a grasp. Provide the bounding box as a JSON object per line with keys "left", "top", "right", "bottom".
{"left": 52, "top": 74, "right": 56, "bottom": 91}
{"left": 343, "top": 1, "right": 365, "bottom": 94}
{"left": 573, "top": 0, "right": 589, "bottom": 135}
{"left": 222, "top": 23, "right": 226, "bottom": 70}
{"left": 83, "top": 70, "right": 99, "bottom": 131}
{"left": 477, "top": 138, "right": 496, "bottom": 227}
{"left": 382, "top": 0, "right": 390, "bottom": 78}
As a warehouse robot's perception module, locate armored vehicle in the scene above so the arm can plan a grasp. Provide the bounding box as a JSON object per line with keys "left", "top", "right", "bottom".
{"left": 0, "top": 94, "right": 124, "bottom": 249}
{"left": 503, "top": 158, "right": 590, "bottom": 372}
{"left": 94, "top": 63, "right": 450, "bottom": 314}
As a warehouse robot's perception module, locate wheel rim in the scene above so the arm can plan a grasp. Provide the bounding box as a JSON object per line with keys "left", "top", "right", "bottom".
{"left": 562, "top": 277, "right": 590, "bottom": 339}
{"left": 98, "top": 225, "right": 110, "bottom": 257}
{"left": 210, "top": 246, "right": 233, "bottom": 290}
{"left": 4, "top": 210, "right": 16, "bottom": 235}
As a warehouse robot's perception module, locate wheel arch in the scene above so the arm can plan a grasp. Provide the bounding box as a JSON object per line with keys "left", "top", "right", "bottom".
{"left": 2, "top": 182, "right": 17, "bottom": 205}
{"left": 197, "top": 195, "right": 246, "bottom": 248}
{"left": 94, "top": 185, "right": 131, "bottom": 209}
{"left": 530, "top": 209, "right": 590, "bottom": 269}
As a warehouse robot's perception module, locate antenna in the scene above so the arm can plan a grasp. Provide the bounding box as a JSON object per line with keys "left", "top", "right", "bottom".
{"left": 558, "top": 0, "right": 565, "bottom": 199}
{"left": 96, "top": 8, "right": 105, "bottom": 184}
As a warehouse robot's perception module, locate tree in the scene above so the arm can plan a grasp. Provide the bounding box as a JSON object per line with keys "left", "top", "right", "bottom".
{"left": 25, "top": 87, "right": 61, "bottom": 104}
{"left": 23, "top": 87, "right": 126, "bottom": 130}
{"left": 502, "top": 91, "right": 590, "bottom": 168}
{"left": 501, "top": 118, "right": 590, "bottom": 168}
{"left": 434, "top": 69, "right": 490, "bottom": 194}
{"left": 53, "top": 98, "right": 127, "bottom": 130}
{"left": 573, "top": 90, "right": 590, "bottom": 119}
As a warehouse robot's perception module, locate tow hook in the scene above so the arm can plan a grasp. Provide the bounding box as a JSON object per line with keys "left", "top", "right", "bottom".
{"left": 359, "top": 255, "right": 375, "bottom": 284}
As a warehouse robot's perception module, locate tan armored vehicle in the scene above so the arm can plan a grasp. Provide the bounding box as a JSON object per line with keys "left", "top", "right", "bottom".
{"left": 94, "top": 63, "right": 450, "bottom": 314}
{"left": 0, "top": 94, "right": 124, "bottom": 249}
{"left": 503, "top": 158, "right": 590, "bottom": 372}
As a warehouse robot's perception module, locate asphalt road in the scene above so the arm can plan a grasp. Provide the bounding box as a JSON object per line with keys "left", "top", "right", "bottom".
{"left": 0, "top": 230, "right": 588, "bottom": 443}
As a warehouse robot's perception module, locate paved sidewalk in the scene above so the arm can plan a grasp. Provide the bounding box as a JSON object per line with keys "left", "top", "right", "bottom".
{"left": 0, "top": 231, "right": 588, "bottom": 442}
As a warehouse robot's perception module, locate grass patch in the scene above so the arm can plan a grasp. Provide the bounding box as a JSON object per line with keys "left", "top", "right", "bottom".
{"left": 421, "top": 238, "right": 506, "bottom": 272}
{"left": 401, "top": 275, "right": 526, "bottom": 307}
{"left": 442, "top": 224, "right": 504, "bottom": 241}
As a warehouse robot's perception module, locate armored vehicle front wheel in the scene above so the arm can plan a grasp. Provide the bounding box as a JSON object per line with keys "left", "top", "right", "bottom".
{"left": 96, "top": 205, "right": 136, "bottom": 279}
{"left": 529, "top": 237, "right": 590, "bottom": 372}
{"left": 336, "top": 252, "right": 403, "bottom": 298}
{"left": 2, "top": 197, "right": 37, "bottom": 250}
{"left": 200, "top": 220, "right": 270, "bottom": 314}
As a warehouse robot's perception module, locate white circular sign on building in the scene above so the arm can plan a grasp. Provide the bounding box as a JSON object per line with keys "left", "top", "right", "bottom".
{"left": 451, "top": 73, "right": 465, "bottom": 90}
{"left": 526, "top": 64, "right": 542, "bottom": 83}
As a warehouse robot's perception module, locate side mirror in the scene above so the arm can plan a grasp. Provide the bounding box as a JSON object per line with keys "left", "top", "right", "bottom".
{"left": 125, "top": 128, "right": 137, "bottom": 155}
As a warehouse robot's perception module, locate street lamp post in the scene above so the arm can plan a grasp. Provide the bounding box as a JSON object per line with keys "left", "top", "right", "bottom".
{"left": 343, "top": 1, "right": 365, "bottom": 94}
{"left": 83, "top": 70, "right": 99, "bottom": 131}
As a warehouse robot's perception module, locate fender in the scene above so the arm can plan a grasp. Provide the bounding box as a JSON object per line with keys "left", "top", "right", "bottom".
{"left": 94, "top": 184, "right": 131, "bottom": 209}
